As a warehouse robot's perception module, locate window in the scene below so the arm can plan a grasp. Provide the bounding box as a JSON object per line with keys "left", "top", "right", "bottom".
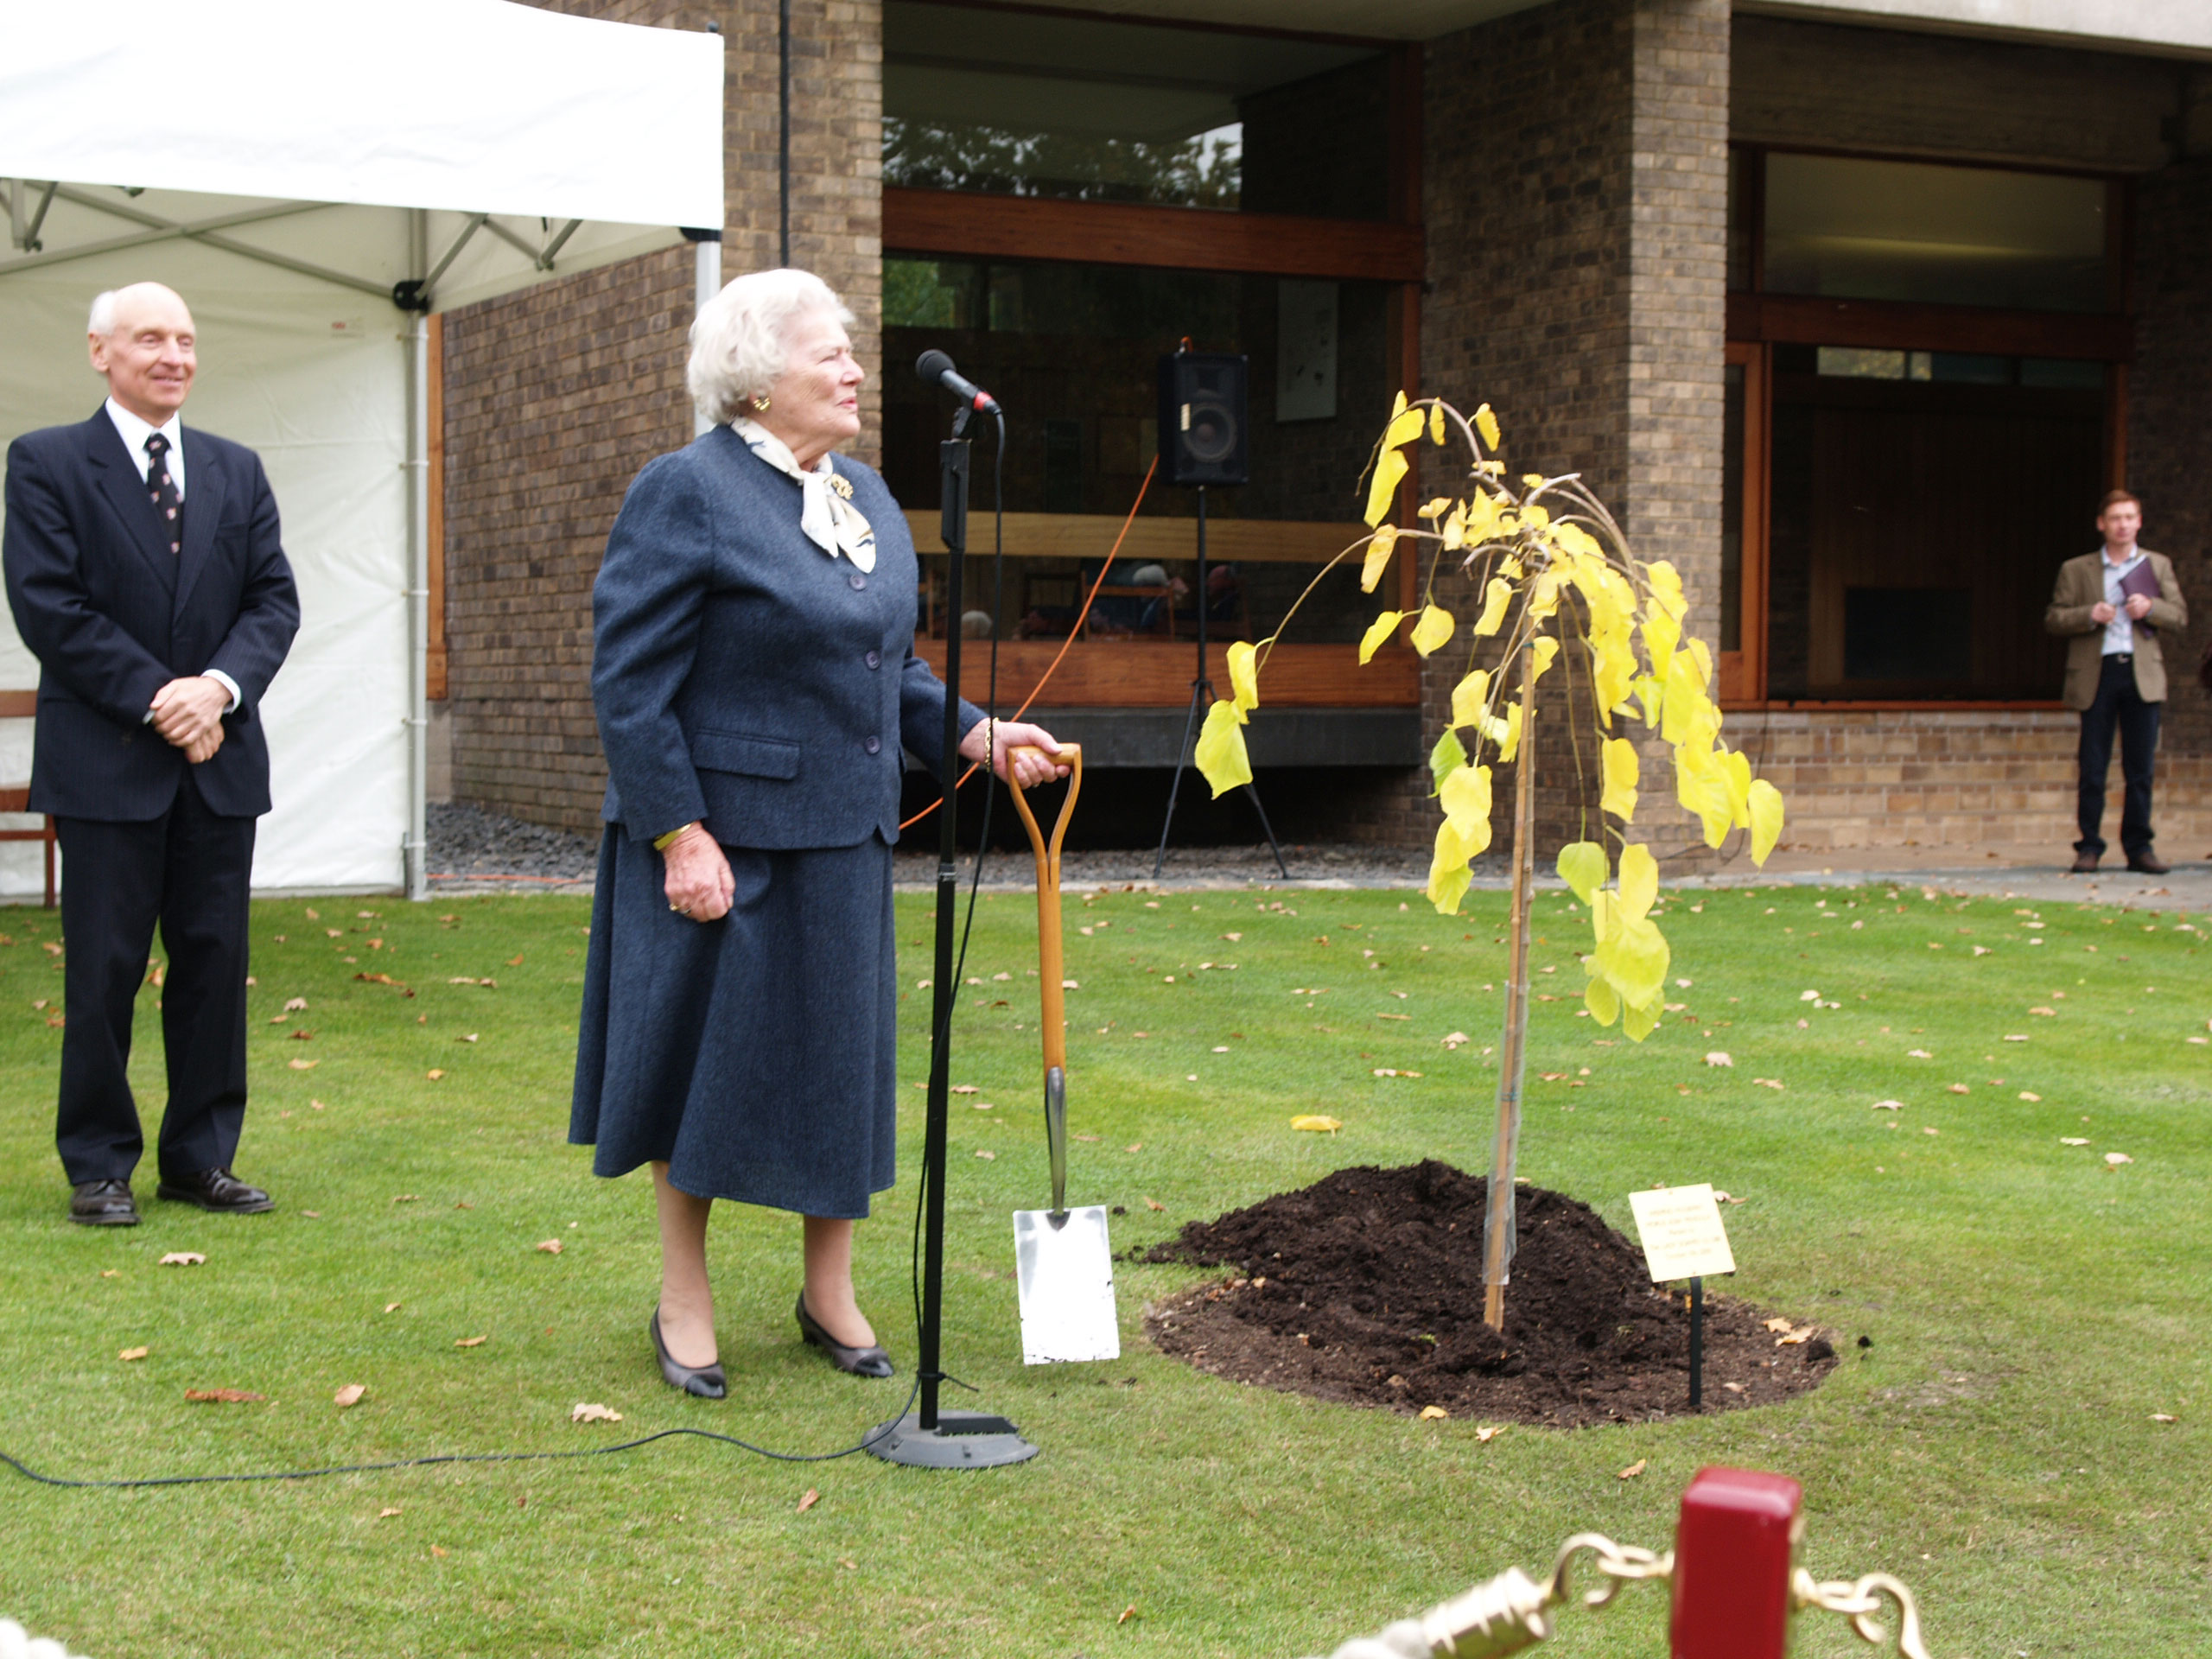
{"left": 1726, "top": 148, "right": 2125, "bottom": 705}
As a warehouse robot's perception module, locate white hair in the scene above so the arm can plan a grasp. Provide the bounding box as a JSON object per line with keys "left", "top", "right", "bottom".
{"left": 87, "top": 289, "right": 119, "bottom": 336}
{"left": 686, "top": 269, "right": 853, "bottom": 427}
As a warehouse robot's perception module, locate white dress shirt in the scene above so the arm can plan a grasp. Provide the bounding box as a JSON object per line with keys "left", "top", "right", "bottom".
{"left": 2101, "top": 548, "right": 2145, "bottom": 657}
{"left": 104, "top": 397, "right": 240, "bottom": 713}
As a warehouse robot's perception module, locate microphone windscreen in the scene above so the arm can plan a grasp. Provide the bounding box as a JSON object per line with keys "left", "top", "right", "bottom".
{"left": 915, "top": 348, "right": 955, "bottom": 384}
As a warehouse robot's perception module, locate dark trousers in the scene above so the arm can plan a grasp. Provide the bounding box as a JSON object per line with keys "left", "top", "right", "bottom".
{"left": 2075, "top": 654, "right": 2161, "bottom": 860}
{"left": 56, "top": 773, "right": 257, "bottom": 1185}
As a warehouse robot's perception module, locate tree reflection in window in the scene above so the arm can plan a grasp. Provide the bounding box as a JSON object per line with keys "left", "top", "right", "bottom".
{"left": 883, "top": 118, "right": 1241, "bottom": 210}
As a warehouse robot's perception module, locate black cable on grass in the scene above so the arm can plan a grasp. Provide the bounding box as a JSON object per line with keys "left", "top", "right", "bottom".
{"left": 4, "top": 421, "right": 1017, "bottom": 1495}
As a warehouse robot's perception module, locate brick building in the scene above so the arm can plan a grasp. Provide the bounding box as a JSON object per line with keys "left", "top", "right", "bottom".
{"left": 437, "top": 0, "right": 2212, "bottom": 867}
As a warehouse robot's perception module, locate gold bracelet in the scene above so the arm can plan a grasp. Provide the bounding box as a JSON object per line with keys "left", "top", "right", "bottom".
{"left": 652, "top": 822, "right": 701, "bottom": 852}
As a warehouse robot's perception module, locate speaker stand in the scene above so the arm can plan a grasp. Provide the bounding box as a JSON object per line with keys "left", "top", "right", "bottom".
{"left": 1154, "top": 484, "right": 1289, "bottom": 882}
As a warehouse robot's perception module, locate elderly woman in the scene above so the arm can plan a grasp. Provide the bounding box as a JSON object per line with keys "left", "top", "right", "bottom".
{"left": 572, "top": 269, "right": 1063, "bottom": 1398}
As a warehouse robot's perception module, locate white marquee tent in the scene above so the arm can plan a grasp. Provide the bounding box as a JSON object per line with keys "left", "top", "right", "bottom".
{"left": 0, "top": 0, "right": 725, "bottom": 899}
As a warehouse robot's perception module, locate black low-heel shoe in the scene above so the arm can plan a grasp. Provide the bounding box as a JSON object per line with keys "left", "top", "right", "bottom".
{"left": 650, "top": 1308, "right": 727, "bottom": 1399}
{"left": 795, "top": 1294, "right": 894, "bottom": 1378}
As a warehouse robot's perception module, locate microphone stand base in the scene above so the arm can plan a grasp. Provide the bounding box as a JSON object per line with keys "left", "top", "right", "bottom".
{"left": 865, "top": 1409, "right": 1040, "bottom": 1469}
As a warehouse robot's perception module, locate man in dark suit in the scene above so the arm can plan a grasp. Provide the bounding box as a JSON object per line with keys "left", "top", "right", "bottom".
{"left": 3, "top": 282, "right": 300, "bottom": 1224}
{"left": 2044, "top": 488, "right": 2187, "bottom": 876}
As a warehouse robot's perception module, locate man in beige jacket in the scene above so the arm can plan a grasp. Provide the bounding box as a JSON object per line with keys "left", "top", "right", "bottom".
{"left": 2044, "top": 489, "right": 2187, "bottom": 874}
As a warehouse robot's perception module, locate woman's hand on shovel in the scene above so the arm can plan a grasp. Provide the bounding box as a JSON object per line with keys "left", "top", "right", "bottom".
{"left": 958, "top": 721, "right": 1068, "bottom": 788}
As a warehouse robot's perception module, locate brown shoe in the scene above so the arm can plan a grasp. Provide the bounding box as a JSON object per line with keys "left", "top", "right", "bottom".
{"left": 70, "top": 1179, "right": 139, "bottom": 1226}
{"left": 2069, "top": 851, "right": 2099, "bottom": 874}
{"left": 2126, "top": 852, "right": 2171, "bottom": 875}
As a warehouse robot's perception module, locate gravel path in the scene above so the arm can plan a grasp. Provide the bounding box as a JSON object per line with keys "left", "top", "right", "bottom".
{"left": 427, "top": 802, "right": 2211, "bottom": 913}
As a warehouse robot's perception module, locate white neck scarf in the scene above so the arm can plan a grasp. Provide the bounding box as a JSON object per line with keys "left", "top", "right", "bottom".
{"left": 734, "top": 418, "right": 876, "bottom": 573}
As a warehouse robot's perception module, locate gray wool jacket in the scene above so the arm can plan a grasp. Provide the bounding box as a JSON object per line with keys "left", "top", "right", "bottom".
{"left": 591, "top": 424, "right": 982, "bottom": 849}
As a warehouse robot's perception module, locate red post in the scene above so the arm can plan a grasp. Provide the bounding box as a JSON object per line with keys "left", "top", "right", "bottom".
{"left": 1670, "top": 1466, "right": 1804, "bottom": 1659}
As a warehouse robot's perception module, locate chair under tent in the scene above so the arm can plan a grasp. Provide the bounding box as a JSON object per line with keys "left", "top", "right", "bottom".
{"left": 0, "top": 0, "right": 727, "bottom": 902}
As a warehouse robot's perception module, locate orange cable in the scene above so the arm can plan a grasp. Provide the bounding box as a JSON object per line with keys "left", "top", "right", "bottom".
{"left": 899, "top": 455, "right": 1159, "bottom": 830}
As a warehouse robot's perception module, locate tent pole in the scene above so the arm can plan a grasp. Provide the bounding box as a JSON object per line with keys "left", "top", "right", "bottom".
{"left": 404, "top": 212, "right": 431, "bottom": 901}
{"left": 694, "top": 234, "right": 722, "bottom": 437}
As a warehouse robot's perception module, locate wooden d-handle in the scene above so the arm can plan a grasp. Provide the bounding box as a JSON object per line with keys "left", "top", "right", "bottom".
{"left": 1007, "top": 744, "right": 1081, "bottom": 1073}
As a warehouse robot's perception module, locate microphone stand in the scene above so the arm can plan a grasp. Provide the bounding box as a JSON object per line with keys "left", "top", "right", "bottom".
{"left": 1154, "top": 482, "right": 1289, "bottom": 880}
{"left": 869, "top": 406, "right": 1039, "bottom": 1470}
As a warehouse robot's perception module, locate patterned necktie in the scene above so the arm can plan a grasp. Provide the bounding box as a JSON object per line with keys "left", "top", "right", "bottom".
{"left": 144, "top": 431, "right": 183, "bottom": 556}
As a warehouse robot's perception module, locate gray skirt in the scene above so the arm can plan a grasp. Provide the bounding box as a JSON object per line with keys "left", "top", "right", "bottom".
{"left": 569, "top": 826, "right": 898, "bottom": 1218}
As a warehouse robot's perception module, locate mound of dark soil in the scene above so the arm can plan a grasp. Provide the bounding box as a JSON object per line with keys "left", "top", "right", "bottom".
{"left": 1143, "top": 1160, "right": 1837, "bottom": 1427}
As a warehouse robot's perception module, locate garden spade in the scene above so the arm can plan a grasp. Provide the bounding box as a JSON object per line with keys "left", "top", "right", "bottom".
{"left": 1007, "top": 745, "right": 1120, "bottom": 1364}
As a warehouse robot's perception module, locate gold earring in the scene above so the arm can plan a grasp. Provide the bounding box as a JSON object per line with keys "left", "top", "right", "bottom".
{"left": 749, "top": 394, "right": 771, "bottom": 412}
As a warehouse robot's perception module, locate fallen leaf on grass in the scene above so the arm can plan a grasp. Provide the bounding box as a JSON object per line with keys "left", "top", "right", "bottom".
{"left": 2019, "top": 1091, "right": 2041, "bottom": 1102}
{"left": 159, "top": 1252, "right": 206, "bottom": 1267}
{"left": 1061, "top": 979, "right": 1079, "bottom": 990}
{"left": 1372, "top": 1068, "right": 1423, "bottom": 1078}
{"left": 1922, "top": 1127, "right": 1940, "bottom": 1136}
{"left": 1872, "top": 1101, "right": 1902, "bottom": 1111}
{"left": 1290, "top": 1115, "right": 1342, "bottom": 1134}
{"left": 2105, "top": 1152, "right": 2133, "bottom": 1166}
{"left": 430, "top": 1545, "right": 448, "bottom": 1559}
{"left": 2029, "top": 1006, "right": 2057, "bottom": 1017}
{"left": 384, "top": 1302, "right": 402, "bottom": 1313}
{"left": 505, "top": 955, "right": 525, "bottom": 967}
{"left": 185, "top": 1388, "right": 264, "bottom": 1403}
{"left": 1704, "top": 1052, "right": 1732, "bottom": 1067}
{"left": 1419, "top": 1405, "right": 1450, "bottom": 1421}
{"left": 288, "top": 1058, "right": 317, "bottom": 1071}
{"left": 950, "top": 1084, "right": 978, "bottom": 1095}
{"left": 334, "top": 1383, "right": 366, "bottom": 1408}
{"left": 1751, "top": 1078, "right": 1785, "bottom": 1090}
{"left": 570, "top": 1402, "right": 622, "bottom": 1423}
{"left": 289, "top": 1029, "right": 314, "bottom": 1041}
{"left": 118, "top": 1346, "right": 149, "bottom": 1362}
{"left": 1618, "top": 1459, "right": 1647, "bottom": 1479}
{"left": 1948, "top": 1084, "right": 1970, "bottom": 1095}
{"left": 2003, "top": 1034, "right": 2029, "bottom": 1043}
{"left": 378, "top": 1508, "right": 402, "bottom": 1519}
{"left": 1777, "top": 1325, "right": 1815, "bottom": 1345}
{"left": 283, "top": 997, "right": 308, "bottom": 1012}
{"left": 1144, "top": 1198, "right": 1165, "bottom": 1212}
{"left": 311, "top": 1098, "right": 327, "bottom": 1110}
{"left": 458, "top": 1033, "right": 479, "bottom": 1045}
{"left": 1907, "top": 1048, "right": 1933, "bottom": 1058}
{"left": 392, "top": 1194, "right": 417, "bottom": 1204}
{"left": 797, "top": 1488, "right": 820, "bottom": 1512}
{"left": 1474, "top": 1424, "right": 1506, "bottom": 1442}
{"left": 1124, "top": 1141, "right": 1145, "bottom": 1153}
{"left": 1763, "top": 1317, "right": 1794, "bottom": 1333}
{"left": 2059, "top": 1138, "right": 2089, "bottom": 1147}
{"left": 535, "top": 1239, "right": 563, "bottom": 1255}
{"left": 1442, "top": 1031, "right": 1471, "bottom": 1048}
{"left": 974, "top": 1150, "right": 996, "bottom": 1160}
{"left": 454, "top": 1335, "right": 487, "bottom": 1348}
{"left": 2152, "top": 1414, "right": 2177, "bottom": 1423}
{"left": 1118, "top": 1605, "right": 1139, "bottom": 1625}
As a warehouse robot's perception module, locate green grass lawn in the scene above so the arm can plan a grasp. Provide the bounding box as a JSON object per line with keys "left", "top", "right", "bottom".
{"left": 1, "top": 878, "right": 2208, "bottom": 1657}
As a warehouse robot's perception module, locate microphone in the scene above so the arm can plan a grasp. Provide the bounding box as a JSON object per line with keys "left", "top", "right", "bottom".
{"left": 916, "top": 349, "right": 1001, "bottom": 416}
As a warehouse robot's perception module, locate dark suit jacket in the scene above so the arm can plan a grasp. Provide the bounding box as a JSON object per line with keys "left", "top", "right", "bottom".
{"left": 2044, "top": 549, "right": 2186, "bottom": 709}
{"left": 592, "top": 425, "right": 982, "bottom": 849}
{"left": 3, "top": 409, "right": 300, "bottom": 820}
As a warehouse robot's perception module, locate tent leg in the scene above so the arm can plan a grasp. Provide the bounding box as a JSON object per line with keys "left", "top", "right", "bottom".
{"left": 693, "top": 236, "right": 721, "bottom": 438}
{"left": 404, "top": 308, "right": 430, "bottom": 901}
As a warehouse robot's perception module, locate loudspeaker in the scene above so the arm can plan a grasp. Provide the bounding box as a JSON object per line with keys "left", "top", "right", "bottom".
{"left": 1157, "top": 351, "right": 1249, "bottom": 487}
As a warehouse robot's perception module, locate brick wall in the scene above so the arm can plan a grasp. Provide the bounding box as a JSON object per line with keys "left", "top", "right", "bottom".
{"left": 441, "top": 0, "right": 884, "bottom": 832}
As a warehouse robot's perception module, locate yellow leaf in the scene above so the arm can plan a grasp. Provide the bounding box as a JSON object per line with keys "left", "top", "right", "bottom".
{"left": 1226, "top": 640, "right": 1259, "bottom": 715}
{"left": 1441, "top": 500, "right": 1467, "bottom": 550}
{"left": 1747, "top": 779, "right": 1784, "bottom": 865}
{"left": 1618, "top": 1459, "right": 1647, "bottom": 1480}
{"left": 1472, "top": 578, "right": 1513, "bottom": 638}
{"left": 1474, "top": 404, "right": 1500, "bottom": 450}
{"left": 1662, "top": 647, "right": 1710, "bottom": 745}
{"left": 1430, "top": 728, "right": 1468, "bottom": 792}
{"left": 1291, "top": 1114, "right": 1342, "bottom": 1134}
{"left": 1409, "top": 603, "right": 1456, "bottom": 657}
{"left": 1193, "top": 700, "right": 1253, "bottom": 798}
{"left": 1463, "top": 489, "right": 1501, "bottom": 547}
{"left": 1429, "top": 403, "right": 1446, "bottom": 444}
{"left": 1449, "top": 669, "right": 1491, "bottom": 729}
{"left": 1383, "top": 403, "right": 1425, "bottom": 453}
{"left": 1617, "top": 842, "right": 1658, "bottom": 922}
{"left": 1643, "top": 607, "right": 1681, "bottom": 684}
{"left": 1720, "top": 747, "right": 1753, "bottom": 828}
{"left": 1584, "top": 976, "right": 1621, "bottom": 1026}
{"left": 1427, "top": 819, "right": 1474, "bottom": 915}
{"left": 1600, "top": 737, "right": 1638, "bottom": 822}
{"left": 1439, "top": 762, "right": 1492, "bottom": 844}
{"left": 1360, "top": 524, "right": 1398, "bottom": 593}
{"left": 1530, "top": 636, "right": 1559, "bottom": 683}
{"left": 1494, "top": 702, "right": 1523, "bottom": 766}
{"left": 1364, "top": 448, "right": 1408, "bottom": 526}
{"left": 1358, "top": 611, "right": 1404, "bottom": 664}
{"left": 1420, "top": 1404, "right": 1451, "bottom": 1421}
{"left": 1418, "top": 496, "right": 1453, "bottom": 521}
{"left": 1646, "top": 559, "right": 1688, "bottom": 620}
{"left": 1621, "top": 983, "right": 1663, "bottom": 1043}
{"left": 1556, "top": 841, "right": 1607, "bottom": 905}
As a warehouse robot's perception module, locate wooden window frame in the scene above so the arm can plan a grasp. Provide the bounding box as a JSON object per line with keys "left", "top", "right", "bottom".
{"left": 1723, "top": 143, "right": 2128, "bottom": 714}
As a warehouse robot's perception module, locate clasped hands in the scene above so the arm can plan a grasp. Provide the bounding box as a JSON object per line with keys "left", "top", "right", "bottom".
{"left": 149, "top": 676, "right": 230, "bottom": 764}
{"left": 660, "top": 721, "right": 1068, "bottom": 924}
{"left": 2090, "top": 594, "right": 2154, "bottom": 626}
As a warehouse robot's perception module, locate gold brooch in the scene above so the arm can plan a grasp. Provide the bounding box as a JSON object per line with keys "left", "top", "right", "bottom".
{"left": 827, "top": 474, "right": 855, "bottom": 500}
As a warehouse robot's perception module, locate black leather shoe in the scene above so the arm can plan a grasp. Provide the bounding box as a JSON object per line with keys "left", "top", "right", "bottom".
{"left": 69, "top": 1179, "right": 139, "bottom": 1226}
{"left": 2126, "top": 852, "right": 2171, "bottom": 875}
{"left": 156, "top": 1167, "right": 273, "bottom": 1213}
{"left": 2069, "top": 851, "right": 2100, "bottom": 874}
{"left": 796, "top": 1294, "right": 894, "bottom": 1378}
{"left": 650, "top": 1308, "right": 727, "bottom": 1399}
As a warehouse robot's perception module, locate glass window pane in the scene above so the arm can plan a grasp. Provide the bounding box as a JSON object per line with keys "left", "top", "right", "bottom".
{"left": 884, "top": 2, "right": 1389, "bottom": 216}
{"left": 1764, "top": 154, "right": 2108, "bottom": 313}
